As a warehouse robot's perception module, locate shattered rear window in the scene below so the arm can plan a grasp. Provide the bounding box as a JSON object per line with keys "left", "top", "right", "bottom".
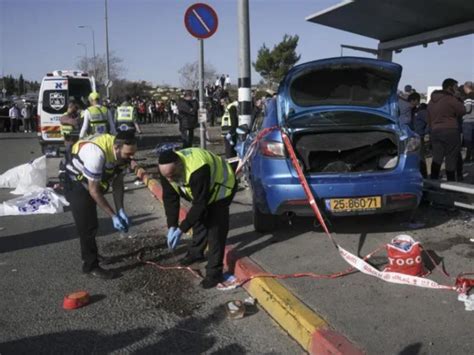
{"left": 290, "top": 66, "right": 396, "bottom": 108}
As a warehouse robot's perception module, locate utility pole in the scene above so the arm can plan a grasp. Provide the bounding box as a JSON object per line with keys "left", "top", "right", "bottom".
{"left": 198, "top": 39, "right": 206, "bottom": 149}
{"left": 104, "top": 0, "right": 111, "bottom": 98}
{"left": 237, "top": 0, "right": 252, "bottom": 127}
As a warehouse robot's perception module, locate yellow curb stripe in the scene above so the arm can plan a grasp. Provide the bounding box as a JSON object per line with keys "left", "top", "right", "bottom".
{"left": 246, "top": 276, "right": 327, "bottom": 350}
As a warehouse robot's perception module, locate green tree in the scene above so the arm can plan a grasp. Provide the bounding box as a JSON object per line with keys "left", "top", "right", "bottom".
{"left": 18, "top": 74, "right": 25, "bottom": 95}
{"left": 253, "top": 34, "right": 301, "bottom": 88}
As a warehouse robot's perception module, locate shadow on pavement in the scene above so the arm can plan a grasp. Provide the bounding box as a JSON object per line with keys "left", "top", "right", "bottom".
{"left": 227, "top": 203, "right": 455, "bottom": 259}
{"left": 0, "top": 328, "right": 153, "bottom": 354}
{"left": 135, "top": 306, "right": 245, "bottom": 354}
{"left": 0, "top": 213, "right": 155, "bottom": 254}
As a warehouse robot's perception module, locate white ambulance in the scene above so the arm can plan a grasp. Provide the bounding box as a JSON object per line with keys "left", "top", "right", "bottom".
{"left": 37, "top": 70, "right": 96, "bottom": 154}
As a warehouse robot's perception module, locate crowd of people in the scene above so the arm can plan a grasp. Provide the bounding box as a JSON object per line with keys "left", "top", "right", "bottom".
{"left": 0, "top": 100, "right": 36, "bottom": 133}
{"left": 399, "top": 79, "right": 474, "bottom": 181}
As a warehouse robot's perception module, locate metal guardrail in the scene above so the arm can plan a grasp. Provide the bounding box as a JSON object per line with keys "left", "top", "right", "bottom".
{"left": 423, "top": 179, "right": 474, "bottom": 211}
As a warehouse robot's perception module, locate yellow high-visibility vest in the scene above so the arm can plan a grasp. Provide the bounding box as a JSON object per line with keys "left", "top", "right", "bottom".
{"left": 170, "top": 148, "right": 235, "bottom": 204}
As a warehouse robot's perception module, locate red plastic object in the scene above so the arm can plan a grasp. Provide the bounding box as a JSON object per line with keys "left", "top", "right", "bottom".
{"left": 63, "top": 291, "right": 90, "bottom": 310}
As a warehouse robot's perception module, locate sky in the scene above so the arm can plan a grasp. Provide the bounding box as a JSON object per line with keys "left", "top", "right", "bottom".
{"left": 1, "top": 0, "right": 473, "bottom": 92}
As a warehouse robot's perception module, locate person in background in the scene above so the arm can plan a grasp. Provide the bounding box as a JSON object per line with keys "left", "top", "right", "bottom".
{"left": 79, "top": 92, "right": 116, "bottom": 139}
{"left": 116, "top": 96, "right": 141, "bottom": 135}
{"left": 398, "top": 85, "right": 420, "bottom": 128}
{"left": 413, "top": 103, "right": 429, "bottom": 178}
{"left": 220, "top": 96, "right": 239, "bottom": 160}
{"left": 8, "top": 103, "right": 20, "bottom": 133}
{"left": 21, "top": 100, "right": 33, "bottom": 133}
{"left": 177, "top": 90, "right": 198, "bottom": 148}
{"left": 427, "top": 78, "right": 466, "bottom": 181}
{"left": 224, "top": 75, "right": 231, "bottom": 90}
{"left": 462, "top": 81, "right": 474, "bottom": 162}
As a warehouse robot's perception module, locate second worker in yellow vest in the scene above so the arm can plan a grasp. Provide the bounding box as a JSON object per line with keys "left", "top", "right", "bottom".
{"left": 79, "top": 91, "right": 117, "bottom": 139}
{"left": 115, "top": 96, "right": 142, "bottom": 135}
{"left": 220, "top": 97, "right": 239, "bottom": 159}
{"left": 159, "top": 148, "right": 237, "bottom": 289}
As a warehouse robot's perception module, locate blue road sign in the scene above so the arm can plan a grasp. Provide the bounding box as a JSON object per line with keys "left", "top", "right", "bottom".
{"left": 184, "top": 3, "right": 218, "bottom": 39}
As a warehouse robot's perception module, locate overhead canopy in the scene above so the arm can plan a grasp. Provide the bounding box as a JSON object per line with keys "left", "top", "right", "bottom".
{"left": 306, "top": 0, "right": 474, "bottom": 51}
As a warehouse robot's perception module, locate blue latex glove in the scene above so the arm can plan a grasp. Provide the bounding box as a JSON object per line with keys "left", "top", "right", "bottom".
{"left": 167, "top": 227, "right": 176, "bottom": 249}
{"left": 118, "top": 208, "right": 130, "bottom": 227}
{"left": 168, "top": 228, "right": 183, "bottom": 250}
{"left": 112, "top": 215, "right": 128, "bottom": 233}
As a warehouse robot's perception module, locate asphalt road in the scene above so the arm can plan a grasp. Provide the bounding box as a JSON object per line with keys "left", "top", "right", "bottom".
{"left": 0, "top": 132, "right": 301, "bottom": 354}
{"left": 137, "top": 124, "right": 474, "bottom": 354}
{"left": 2, "top": 125, "right": 473, "bottom": 354}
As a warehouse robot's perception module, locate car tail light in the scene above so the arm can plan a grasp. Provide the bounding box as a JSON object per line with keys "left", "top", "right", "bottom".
{"left": 260, "top": 140, "right": 286, "bottom": 158}
{"left": 405, "top": 136, "right": 420, "bottom": 153}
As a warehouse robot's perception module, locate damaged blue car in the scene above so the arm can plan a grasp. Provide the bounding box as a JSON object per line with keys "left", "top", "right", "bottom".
{"left": 237, "top": 57, "right": 423, "bottom": 232}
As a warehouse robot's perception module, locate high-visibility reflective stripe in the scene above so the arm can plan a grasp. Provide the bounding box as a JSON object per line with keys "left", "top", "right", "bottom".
{"left": 217, "top": 160, "right": 230, "bottom": 201}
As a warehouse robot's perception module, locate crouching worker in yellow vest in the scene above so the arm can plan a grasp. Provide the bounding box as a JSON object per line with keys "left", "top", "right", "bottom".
{"left": 115, "top": 96, "right": 142, "bottom": 135}
{"left": 159, "top": 148, "right": 237, "bottom": 289}
{"left": 65, "top": 131, "right": 137, "bottom": 279}
{"left": 79, "top": 91, "right": 117, "bottom": 139}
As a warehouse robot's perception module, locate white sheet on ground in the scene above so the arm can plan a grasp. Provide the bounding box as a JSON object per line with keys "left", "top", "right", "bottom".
{"left": 0, "top": 188, "right": 69, "bottom": 216}
{"left": 0, "top": 156, "right": 47, "bottom": 195}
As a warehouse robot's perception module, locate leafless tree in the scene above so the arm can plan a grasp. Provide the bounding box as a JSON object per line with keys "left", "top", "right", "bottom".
{"left": 178, "top": 61, "right": 217, "bottom": 90}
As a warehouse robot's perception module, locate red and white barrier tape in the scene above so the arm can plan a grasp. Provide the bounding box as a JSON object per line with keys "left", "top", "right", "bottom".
{"left": 230, "top": 127, "right": 472, "bottom": 293}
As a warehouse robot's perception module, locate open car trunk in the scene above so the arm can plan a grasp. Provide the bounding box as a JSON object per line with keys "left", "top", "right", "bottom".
{"left": 294, "top": 131, "right": 399, "bottom": 173}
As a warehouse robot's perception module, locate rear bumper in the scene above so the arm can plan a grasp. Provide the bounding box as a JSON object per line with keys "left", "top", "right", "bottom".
{"left": 253, "top": 169, "right": 423, "bottom": 216}
{"left": 275, "top": 193, "right": 419, "bottom": 216}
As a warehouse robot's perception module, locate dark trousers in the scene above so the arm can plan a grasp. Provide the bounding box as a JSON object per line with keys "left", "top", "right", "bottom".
{"left": 224, "top": 136, "right": 237, "bottom": 159}
{"left": 431, "top": 129, "right": 461, "bottom": 174}
{"left": 65, "top": 181, "right": 99, "bottom": 272}
{"left": 188, "top": 191, "right": 236, "bottom": 278}
{"left": 11, "top": 119, "right": 19, "bottom": 132}
{"left": 181, "top": 129, "right": 194, "bottom": 148}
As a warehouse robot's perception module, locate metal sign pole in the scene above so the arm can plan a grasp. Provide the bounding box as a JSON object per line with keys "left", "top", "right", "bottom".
{"left": 198, "top": 39, "right": 206, "bottom": 149}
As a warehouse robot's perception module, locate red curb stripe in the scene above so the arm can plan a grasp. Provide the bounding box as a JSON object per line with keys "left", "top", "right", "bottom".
{"left": 224, "top": 245, "right": 363, "bottom": 355}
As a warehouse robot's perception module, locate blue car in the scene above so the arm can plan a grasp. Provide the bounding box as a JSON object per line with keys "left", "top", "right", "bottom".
{"left": 237, "top": 57, "right": 423, "bottom": 232}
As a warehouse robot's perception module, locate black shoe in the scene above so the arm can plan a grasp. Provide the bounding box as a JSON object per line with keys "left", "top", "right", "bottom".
{"left": 97, "top": 254, "right": 113, "bottom": 265}
{"left": 84, "top": 266, "right": 118, "bottom": 280}
{"left": 200, "top": 276, "right": 223, "bottom": 289}
{"left": 179, "top": 254, "right": 206, "bottom": 266}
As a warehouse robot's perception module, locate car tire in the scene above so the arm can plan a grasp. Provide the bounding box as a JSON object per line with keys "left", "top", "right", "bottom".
{"left": 253, "top": 200, "right": 276, "bottom": 233}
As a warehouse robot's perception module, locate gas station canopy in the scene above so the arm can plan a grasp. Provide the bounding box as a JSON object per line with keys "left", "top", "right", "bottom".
{"left": 306, "top": 0, "right": 474, "bottom": 58}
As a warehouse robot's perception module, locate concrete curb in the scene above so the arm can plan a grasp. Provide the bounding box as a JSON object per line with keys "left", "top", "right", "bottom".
{"left": 131, "top": 161, "right": 363, "bottom": 355}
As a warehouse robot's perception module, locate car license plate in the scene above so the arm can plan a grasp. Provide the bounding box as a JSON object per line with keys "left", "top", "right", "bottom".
{"left": 46, "top": 132, "right": 62, "bottom": 138}
{"left": 327, "top": 196, "right": 382, "bottom": 212}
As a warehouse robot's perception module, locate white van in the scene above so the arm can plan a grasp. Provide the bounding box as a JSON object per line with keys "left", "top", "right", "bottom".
{"left": 37, "top": 70, "right": 95, "bottom": 154}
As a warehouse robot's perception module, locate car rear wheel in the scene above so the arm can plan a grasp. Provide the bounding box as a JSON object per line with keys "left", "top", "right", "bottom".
{"left": 253, "top": 200, "right": 277, "bottom": 233}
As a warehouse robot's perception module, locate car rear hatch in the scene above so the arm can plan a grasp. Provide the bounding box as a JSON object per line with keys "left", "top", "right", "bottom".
{"left": 278, "top": 56, "right": 402, "bottom": 120}
{"left": 274, "top": 57, "right": 403, "bottom": 174}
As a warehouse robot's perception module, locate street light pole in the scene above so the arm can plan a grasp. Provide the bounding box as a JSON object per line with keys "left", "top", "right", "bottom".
{"left": 104, "top": 0, "right": 111, "bottom": 99}
{"left": 77, "top": 43, "right": 88, "bottom": 72}
{"left": 78, "top": 25, "right": 96, "bottom": 78}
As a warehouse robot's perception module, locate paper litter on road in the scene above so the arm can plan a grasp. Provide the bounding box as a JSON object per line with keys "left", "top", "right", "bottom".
{"left": 458, "top": 293, "right": 474, "bottom": 311}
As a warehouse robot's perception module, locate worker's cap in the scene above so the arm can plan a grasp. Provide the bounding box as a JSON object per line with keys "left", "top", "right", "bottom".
{"left": 404, "top": 85, "right": 413, "bottom": 93}
{"left": 158, "top": 150, "right": 179, "bottom": 165}
{"left": 88, "top": 91, "right": 100, "bottom": 101}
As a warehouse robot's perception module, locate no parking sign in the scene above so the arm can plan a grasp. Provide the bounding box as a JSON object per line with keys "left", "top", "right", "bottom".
{"left": 184, "top": 3, "right": 218, "bottom": 39}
